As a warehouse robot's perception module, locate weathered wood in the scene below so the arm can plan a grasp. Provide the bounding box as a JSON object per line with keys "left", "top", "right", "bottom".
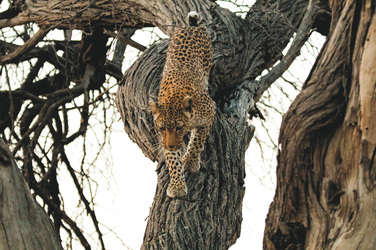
{"left": 0, "top": 0, "right": 154, "bottom": 29}
{"left": 0, "top": 26, "right": 48, "bottom": 64}
{"left": 264, "top": 0, "right": 376, "bottom": 249}
{"left": 0, "top": 139, "right": 62, "bottom": 250}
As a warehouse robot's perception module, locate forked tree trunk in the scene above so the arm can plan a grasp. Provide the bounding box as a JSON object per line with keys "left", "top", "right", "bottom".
{"left": 116, "top": 37, "right": 255, "bottom": 250}
{"left": 264, "top": 0, "right": 376, "bottom": 249}
{"left": 0, "top": 139, "right": 62, "bottom": 250}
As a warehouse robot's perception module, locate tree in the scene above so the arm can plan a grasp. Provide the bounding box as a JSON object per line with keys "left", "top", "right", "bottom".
{"left": 263, "top": 0, "right": 376, "bottom": 249}
{"left": 0, "top": 0, "right": 331, "bottom": 249}
{"left": 116, "top": 0, "right": 330, "bottom": 248}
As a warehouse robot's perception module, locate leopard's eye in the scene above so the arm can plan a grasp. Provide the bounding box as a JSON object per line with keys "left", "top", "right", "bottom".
{"left": 158, "top": 126, "right": 165, "bottom": 131}
{"left": 176, "top": 125, "right": 183, "bottom": 131}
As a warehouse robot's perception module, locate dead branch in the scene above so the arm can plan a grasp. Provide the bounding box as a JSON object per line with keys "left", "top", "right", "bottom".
{"left": 104, "top": 29, "right": 147, "bottom": 51}
{"left": 0, "top": 26, "right": 49, "bottom": 64}
{"left": 60, "top": 148, "right": 105, "bottom": 249}
{"left": 254, "top": 0, "right": 320, "bottom": 101}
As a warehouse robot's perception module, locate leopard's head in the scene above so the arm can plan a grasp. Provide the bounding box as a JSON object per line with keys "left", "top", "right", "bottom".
{"left": 149, "top": 96, "right": 192, "bottom": 151}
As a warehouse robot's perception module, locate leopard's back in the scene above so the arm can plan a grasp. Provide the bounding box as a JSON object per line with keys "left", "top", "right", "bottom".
{"left": 162, "top": 26, "right": 212, "bottom": 91}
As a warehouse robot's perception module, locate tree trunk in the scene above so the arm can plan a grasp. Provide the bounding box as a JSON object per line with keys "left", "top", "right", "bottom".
{"left": 264, "top": 0, "right": 376, "bottom": 249}
{"left": 0, "top": 139, "right": 62, "bottom": 250}
{"left": 116, "top": 31, "right": 254, "bottom": 250}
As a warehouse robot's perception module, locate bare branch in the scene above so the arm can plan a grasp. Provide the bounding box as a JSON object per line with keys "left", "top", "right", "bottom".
{"left": 254, "top": 0, "right": 320, "bottom": 101}
{"left": 34, "top": 184, "right": 91, "bottom": 249}
{"left": 0, "top": 26, "right": 49, "bottom": 64}
{"left": 0, "top": 15, "right": 30, "bottom": 28}
{"left": 104, "top": 29, "right": 147, "bottom": 51}
{"left": 60, "top": 148, "right": 106, "bottom": 250}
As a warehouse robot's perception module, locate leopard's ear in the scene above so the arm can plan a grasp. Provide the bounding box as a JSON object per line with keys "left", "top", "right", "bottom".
{"left": 149, "top": 101, "right": 160, "bottom": 118}
{"left": 182, "top": 96, "right": 193, "bottom": 117}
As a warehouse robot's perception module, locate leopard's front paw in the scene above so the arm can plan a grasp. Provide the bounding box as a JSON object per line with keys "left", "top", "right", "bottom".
{"left": 166, "top": 182, "right": 187, "bottom": 198}
{"left": 182, "top": 155, "right": 200, "bottom": 173}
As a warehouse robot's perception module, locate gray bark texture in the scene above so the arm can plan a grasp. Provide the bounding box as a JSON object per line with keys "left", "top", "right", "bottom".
{"left": 0, "top": 139, "right": 62, "bottom": 250}
{"left": 264, "top": 0, "right": 376, "bottom": 249}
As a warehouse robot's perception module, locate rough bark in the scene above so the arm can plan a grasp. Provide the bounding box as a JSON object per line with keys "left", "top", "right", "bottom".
{"left": 0, "top": 0, "right": 154, "bottom": 29}
{"left": 0, "top": 139, "right": 62, "bottom": 250}
{"left": 264, "top": 0, "right": 376, "bottom": 249}
{"left": 115, "top": 0, "right": 324, "bottom": 248}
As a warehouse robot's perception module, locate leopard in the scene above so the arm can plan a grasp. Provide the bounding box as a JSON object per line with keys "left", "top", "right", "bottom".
{"left": 149, "top": 11, "right": 215, "bottom": 198}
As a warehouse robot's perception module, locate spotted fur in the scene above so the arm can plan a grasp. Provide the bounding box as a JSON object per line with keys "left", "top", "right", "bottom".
{"left": 149, "top": 13, "right": 215, "bottom": 198}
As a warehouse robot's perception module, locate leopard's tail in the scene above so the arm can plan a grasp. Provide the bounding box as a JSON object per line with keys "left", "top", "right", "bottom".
{"left": 188, "top": 11, "right": 199, "bottom": 26}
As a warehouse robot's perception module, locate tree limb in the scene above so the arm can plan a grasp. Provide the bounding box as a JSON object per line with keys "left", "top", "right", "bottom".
{"left": 254, "top": 0, "right": 321, "bottom": 101}
{"left": 104, "top": 29, "right": 147, "bottom": 51}
{"left": 0, "top": 26, "right": 49, "bottom": 64}
{"left": 60, "top": 148, "right": 105, "bottom": 250}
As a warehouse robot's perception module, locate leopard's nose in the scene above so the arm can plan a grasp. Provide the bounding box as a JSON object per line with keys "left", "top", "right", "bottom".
{"left": 168, "top": 145, "right": 174, "bottom": 150}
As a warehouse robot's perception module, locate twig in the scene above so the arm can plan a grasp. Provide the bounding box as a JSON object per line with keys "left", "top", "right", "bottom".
{"left": 60, "top": 148, "right": 106, "bottom": 250}
{"left": 94, "top": 82, "right": 118, "bottom": 101}
{"left": 0, "top": 26, "right": 50, "bottom": 64}
{"left": 4, "top": 66, "right": 15, "bottom": 135}
{"left": 103, "top": 29, "right": 147, "bottom": 51}
{"left": 33, "top": 184, "right": 91, "bottom": 250}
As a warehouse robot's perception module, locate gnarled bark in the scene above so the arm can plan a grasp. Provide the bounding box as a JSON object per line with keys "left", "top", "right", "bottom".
{"left": 0, "top": 139, "right": 62, "bottom": 250}
{"left": 264, "top": 0, "right": 376, "bottom": 249}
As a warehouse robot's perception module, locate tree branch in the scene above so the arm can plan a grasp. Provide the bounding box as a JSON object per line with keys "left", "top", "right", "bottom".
{"left": 0, "top": 15, "right": 30, "bottom": 28}
{"left": 60, "top": 148, "right": 105, "bottom": 250}
{"left": 6, "top": 0, "right": 155, "bottom": 29}
{"left": 104, "top": 29, "right": 147, "bottom": 51}
{"left": 254, "top": 0, "right": 321, "bottom": 101}
{"left": 34, "top": 184, "right": 91, "bottom": 250}
{"left": 0, "top": 26, "right": 49, "bottom": 64}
